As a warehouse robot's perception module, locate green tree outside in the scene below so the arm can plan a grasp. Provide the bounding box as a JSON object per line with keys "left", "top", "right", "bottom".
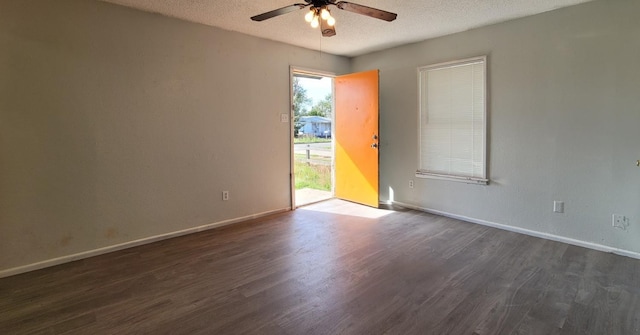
{"left": 292, "top": 77, "right": 312, "bottom": 136}
{"left": 308, "top": 93, "right": 332, "bottom": 118}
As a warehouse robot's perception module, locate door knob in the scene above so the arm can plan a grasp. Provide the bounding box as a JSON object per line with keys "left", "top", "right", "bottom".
{"left": 373, "top": 134, "right": 378, "bottom": 140}
{"left": 371, "top": 143, "right": 378, "bottom": 149}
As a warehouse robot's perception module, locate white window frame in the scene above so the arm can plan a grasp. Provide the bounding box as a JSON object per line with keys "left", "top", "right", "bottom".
{"left": 416, "top": 56, "right": 488, "bottom": 185}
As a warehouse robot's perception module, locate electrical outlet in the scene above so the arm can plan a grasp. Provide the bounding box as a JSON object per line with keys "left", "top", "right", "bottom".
{"left": 553, "top": 201, "right": 564, "bottom": 213}
{"left": 222, "top": 191, "right": 229, "bottom": 201}
{"left": 409, "top": 180, "right": 414, "bottom": 189}
{"left": 612, "top": 214, "right": 629, "bottom": 230}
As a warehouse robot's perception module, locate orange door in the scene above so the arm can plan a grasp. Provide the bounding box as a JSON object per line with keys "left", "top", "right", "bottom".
{"left": 335, "top": 70, "right": 379, "bottom": 208}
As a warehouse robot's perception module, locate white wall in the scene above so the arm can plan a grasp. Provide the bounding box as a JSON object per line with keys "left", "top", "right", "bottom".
{"left": 0, "top": 0, "right": 349, "bottom": 274}
{"left": 352, "top": 0, "right": 640, "bottom": 255}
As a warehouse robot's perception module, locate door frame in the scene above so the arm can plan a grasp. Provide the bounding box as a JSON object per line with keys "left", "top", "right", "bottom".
{"left": 289, "top": 66, "right": 336, "bottom": 209}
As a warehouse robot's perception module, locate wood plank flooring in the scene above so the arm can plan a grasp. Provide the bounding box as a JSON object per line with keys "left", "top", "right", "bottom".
{"left": 1, "top": 199, "right": 639, "bottom": 334}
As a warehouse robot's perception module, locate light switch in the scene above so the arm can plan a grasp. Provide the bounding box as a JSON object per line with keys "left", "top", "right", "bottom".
{"left": 553, "top": 201, "right": 564, "bottom": 213}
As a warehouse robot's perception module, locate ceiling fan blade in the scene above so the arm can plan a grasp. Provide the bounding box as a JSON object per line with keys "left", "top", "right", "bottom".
{"left": 251, "top": 3, "right": 309, "bottom": 22}
{"left": 335, "top": 1, "right": 397, "bottom": 22}
{"left": 321, "top": 19, "right": 336, "bottom": 37}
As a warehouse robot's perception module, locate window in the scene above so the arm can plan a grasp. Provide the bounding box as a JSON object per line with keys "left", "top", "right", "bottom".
{"left": 417, "top": 56, "right": 488, "bottom": 184}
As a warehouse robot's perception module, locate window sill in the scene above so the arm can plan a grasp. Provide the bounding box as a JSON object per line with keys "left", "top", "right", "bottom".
{"left": 415, "top": 171, "right": 489, "bottom": 185}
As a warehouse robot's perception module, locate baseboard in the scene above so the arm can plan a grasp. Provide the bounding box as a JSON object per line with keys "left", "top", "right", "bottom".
{"left": 0, "top": 207, "right": 291, "bottom": 279}
{"left": 386, "top": 200, "right": 640, "bottom": 261}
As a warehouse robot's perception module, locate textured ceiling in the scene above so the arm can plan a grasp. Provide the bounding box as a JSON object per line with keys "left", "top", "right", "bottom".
{"left": 100, "top": 0, "right": 593, "bottom": 57}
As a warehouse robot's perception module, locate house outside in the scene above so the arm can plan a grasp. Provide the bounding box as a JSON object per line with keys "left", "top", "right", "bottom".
{"left": 298, "top": 116, "right": 331, "bottom": 138}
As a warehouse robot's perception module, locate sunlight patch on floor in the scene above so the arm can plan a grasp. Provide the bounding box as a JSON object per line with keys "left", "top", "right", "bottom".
{"left": 300, "top": 199, "right": 394, "bottom": 219}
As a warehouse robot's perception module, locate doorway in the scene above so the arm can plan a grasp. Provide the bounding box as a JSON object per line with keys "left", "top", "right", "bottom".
{"left": 291, "top": 69, "right": 335, "bottom": 207}
{"left": 290, "top": 68, "right": 380, "bottom": 209}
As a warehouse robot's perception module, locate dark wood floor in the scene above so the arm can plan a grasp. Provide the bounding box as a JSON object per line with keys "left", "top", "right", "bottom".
{"left": 2, "top": 200, "right": 639, "bottom": 334}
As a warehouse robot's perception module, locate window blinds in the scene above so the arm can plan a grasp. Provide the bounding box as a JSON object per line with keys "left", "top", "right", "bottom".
{"left": 418, "top": 57, "right": 487, "bottom": 183}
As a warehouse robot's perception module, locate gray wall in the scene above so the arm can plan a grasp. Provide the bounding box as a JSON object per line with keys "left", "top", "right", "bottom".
{"left": 353, "top": 0, "right": 640, "bottom": 255}
{"left": 0, "top": 0, "right": 349, "bottom": 273}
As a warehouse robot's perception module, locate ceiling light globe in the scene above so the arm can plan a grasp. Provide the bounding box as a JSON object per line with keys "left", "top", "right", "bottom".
{"left": 320, "top": 8, "right": 330, "bottom": 20}
{"left": 327, "top": 16, "right": 336, "bottom": 26}
{"left": 304, "top": 10, "right": 314, "bottom": 23}
{"left": 310, "top": 16, "right": 319, "bottom": 28}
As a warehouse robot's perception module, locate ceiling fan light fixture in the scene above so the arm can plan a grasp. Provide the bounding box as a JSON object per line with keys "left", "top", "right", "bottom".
{"left": 320, "top": 7, "right": 330, "bottom": 20}
{"left": 304, "top": 8, "right": 315, "bottom": 23}
{"left": 327, "top": 16, "right": 336, "bottom": 26}
{"left": 310, "top": 15, "right": 320, "bottom": 28}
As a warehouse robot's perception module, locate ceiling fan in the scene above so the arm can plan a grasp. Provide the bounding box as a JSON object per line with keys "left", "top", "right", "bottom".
{"left": 251, "top": 0, "right": 397, "bottom": 37}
